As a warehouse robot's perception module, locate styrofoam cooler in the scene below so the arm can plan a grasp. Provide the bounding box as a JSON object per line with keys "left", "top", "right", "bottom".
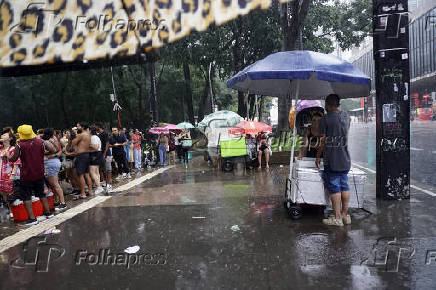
{"left": 46, "top": 190, "right": 54, "bottom": 210}
{"left": 290, "top": 166, "right": 326, "bottom": 205}
{"left": 289, "top": 158, "right": 366, "bottom": 208}
{"left": 10, "top": 196, "right": 43, "bottom": 222}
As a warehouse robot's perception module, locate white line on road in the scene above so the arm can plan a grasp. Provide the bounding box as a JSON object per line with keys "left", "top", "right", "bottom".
{"left": 0, "top": 166, "right": 174, "bottom": 254}
{"left": 411, "top": 185, "right": 436, "bottom": 197}
{"left": 410, "top": 147, "right": 424, "bottom": 151}
{"left": 352, "top": 162, "right": 436, "bottom": 197}
{"left": 352, "top": 162, "right": 376, "bottom": 174}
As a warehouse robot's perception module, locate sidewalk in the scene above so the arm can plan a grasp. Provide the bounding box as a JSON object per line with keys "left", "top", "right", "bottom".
{"left": 1, "top": 156, "right": 436, "bottom": 289}
{"left": 0, "top": 167, "right": 162, "bottom": 241}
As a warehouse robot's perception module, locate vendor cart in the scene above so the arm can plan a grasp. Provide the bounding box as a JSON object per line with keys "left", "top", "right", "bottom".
{"left": 284, "top": 158, "right": 367, "bottom": 219}
{"left": 203, "top": 119, "right": 257, "bottom": 171}
{"left": 219, "top": 136, "right": 250, "bottom": 172}
{"left": 226, "top": 50, "right": 372, "bottom": 219}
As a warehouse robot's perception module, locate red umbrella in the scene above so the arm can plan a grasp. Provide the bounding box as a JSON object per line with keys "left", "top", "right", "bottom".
{"left": 236, "top": 121, "right": 272, "bottom": 134}
{"left": 228, "top": 128, "right": 245, "bottom": 135}
{"left": 148, "top": 127, "right": 169, "bottom": 135}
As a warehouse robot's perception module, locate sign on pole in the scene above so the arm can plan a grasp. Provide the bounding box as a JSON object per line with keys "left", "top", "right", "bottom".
{"left": 373, "top": 0, "right": 410, "bottom": 199}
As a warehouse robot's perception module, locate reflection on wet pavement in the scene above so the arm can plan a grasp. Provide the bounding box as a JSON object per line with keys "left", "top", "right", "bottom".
{"left": 0, "top": 156, "right": 436, "bottom": 289}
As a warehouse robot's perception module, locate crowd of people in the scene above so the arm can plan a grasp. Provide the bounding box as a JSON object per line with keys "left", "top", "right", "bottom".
{"left": 0, "top": 122, "right": 175, "bottom": 226}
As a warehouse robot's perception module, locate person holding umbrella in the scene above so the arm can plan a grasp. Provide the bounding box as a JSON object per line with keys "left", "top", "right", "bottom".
{"left": 179, "top": 129, "right": 192, "bottom": 165}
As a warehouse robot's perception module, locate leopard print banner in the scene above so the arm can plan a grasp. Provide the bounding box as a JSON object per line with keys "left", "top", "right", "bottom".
{"left": 0, "top": 0, "right": 291, "bottom": 69}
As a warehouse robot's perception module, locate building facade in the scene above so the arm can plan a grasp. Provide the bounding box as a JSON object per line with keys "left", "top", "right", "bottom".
{"left": 352, "top": 4, "right": 436, "bottom": 119}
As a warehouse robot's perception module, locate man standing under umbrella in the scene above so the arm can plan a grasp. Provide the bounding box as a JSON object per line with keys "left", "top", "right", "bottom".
{"left": 316, "top": 94, "right": 351, "bottom": 227}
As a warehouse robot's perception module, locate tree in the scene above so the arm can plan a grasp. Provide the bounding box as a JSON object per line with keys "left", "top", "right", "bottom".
{"left": 277, "top": 0, "right": 372, "bottom": 131}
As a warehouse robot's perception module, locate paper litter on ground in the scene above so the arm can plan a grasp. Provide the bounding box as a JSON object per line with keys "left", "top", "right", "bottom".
{"left": 231, "top": 225, "right": 240, "bottom": 232}
{"left": 124, "top": 245, "right": 140, "bottom": 254}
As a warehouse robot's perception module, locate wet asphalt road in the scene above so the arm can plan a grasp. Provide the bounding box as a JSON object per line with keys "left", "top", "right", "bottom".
{"left": 1, "top": 155, "right": 436, "bottom": 289}
{"left": 348, "top": 120, "right": 436, "bottom": 190}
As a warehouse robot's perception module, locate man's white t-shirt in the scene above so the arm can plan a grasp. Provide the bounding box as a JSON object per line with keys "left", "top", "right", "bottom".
{"left": 91, "top": 135, "right": 102, "bottom": 151}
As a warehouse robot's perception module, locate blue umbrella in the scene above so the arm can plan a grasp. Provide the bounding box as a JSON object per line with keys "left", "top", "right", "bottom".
{"left": 226, "top": 50, "right": 371, "bottom": 182}
{"left": 227, "top": 50, "right": 371, "bottom": 99}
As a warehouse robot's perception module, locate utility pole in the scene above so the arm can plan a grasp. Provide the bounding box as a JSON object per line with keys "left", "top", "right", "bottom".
{"left": 209, "top": 62, "right": 214, "bottom": 113}
{"left": 373, "top": 0, "right": 410, "bottom": 199}
{"left": 149, "top": 61, "right": 158, "bottom": 123}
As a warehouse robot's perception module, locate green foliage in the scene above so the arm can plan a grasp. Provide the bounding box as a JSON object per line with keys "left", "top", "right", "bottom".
{"left": 270, "top": 135, "right": 302, "bottom": 152}
{"left": 303, "top": 0, "right": 372, "bottom": 52}
{"left": 0, "top": 0, "right": 371, "bottom": 130}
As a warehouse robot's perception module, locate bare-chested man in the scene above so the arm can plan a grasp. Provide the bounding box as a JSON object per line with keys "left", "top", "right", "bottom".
{"left": 72, "top": 122, "right": 94, "bottom": 199}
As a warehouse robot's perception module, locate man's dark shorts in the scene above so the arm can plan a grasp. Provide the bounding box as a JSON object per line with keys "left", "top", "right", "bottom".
{"left": 74, "top": 152, "right": 90, "bottom": 175}
{"left": 19, "top": 179, "right": 45, "bottom": 201}
{"left": 90, "top": 151, "right": 102, "bottom": 166}
{"left": 323, "top": 169, "right": 350, "bottom": 194}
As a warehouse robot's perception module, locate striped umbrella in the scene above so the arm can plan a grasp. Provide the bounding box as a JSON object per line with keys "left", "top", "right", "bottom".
{"left": 148, "top": 127, "right": 169, "bottom": 135}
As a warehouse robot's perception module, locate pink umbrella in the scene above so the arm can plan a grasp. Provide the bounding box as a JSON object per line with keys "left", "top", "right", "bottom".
{"left": 295, "top": 100, "right": 323, "bottom": 114}
{"left": 165, "top": 124, "right": 178, "bottom": 130}
{"left": 236, "top": 121, "right": 272, "bottom": 134}
{"left": 148, "top": 127, "right": 169, "bottom": 134}
{"left": 165, "top": 124, "right": 182, "bottom": 134}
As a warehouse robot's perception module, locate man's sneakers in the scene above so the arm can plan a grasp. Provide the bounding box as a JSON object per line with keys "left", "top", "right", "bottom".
{"left": 94, "top": 187, "right": 105, "bottom": 196}
{"left": 24, "top": 218, "right": 38, "bottom": 226}
{"left": 126, "top": 173, "right": 132, "bottom": 179}
{"left": 106, "top": 184, "right": 113, "bottom": 193}
{"left": 44, "top": 212, "right": 54, "bottom": 219}
{"left": 342, "top": 214, "right": 352, "bottom": 225}
{"left": 55, "top": 203, "right": 67, "bottom": 212}
{"left": 322, "top": 216, "right": 344, "bottom": 227}
{"left": 323, "top": 214, "right": 352, "bottom": 227}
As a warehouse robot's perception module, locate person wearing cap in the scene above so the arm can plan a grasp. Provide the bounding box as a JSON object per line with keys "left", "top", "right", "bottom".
{"left": 8, "top": 125, "right": 53, "bottom": 226}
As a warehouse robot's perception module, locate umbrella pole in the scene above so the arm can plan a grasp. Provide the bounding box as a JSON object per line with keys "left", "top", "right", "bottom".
{"left": 289, "top": 80, "right": 300, "bottom": 179}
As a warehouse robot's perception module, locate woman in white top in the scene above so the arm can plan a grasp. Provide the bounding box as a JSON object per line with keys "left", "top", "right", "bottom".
{"left": 89, "top": 126, "right": 104, "bottom": 195}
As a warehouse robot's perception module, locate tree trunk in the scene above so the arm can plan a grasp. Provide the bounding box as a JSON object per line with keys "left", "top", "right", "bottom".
{"left": 59, "top": 72, "right": 70, "bottom": 128}
{"left": 278, "top": 0, "right": 312, "bottom": 131}
{"left": 138, "top": 73, "right": 144, "bottom": 128}
{"left": 237, "top": 91, "right": 247, "bottom": 119}
{"left": 142, "top": 63, "right": 148, "bottom": 127}
{"left": 183, "top": 61, "right": 195, "bottom": 124}
{"left": 258, "top": 95, "right": 265, "bottom": 122}
{"left": 248, "top": 94, "right": 256, "bottom": 120}
{"left": 197, "top": 71, "right": 210, "bottom": 121}
{"left": 116, "top": 69, "right": 135, "bottom": 126}
{"left": 232, "top": 17, "right": 248, "bottom": 117}
{"left": 149, "top": 61, "right": 158, "bottom": 123}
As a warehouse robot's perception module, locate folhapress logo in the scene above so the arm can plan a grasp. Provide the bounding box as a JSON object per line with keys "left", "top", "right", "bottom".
{"left": 10, "top": 236, "right": 65, "bottom": 272}
{"left": 369, "top": 237, "right": 415, "bottom": 272}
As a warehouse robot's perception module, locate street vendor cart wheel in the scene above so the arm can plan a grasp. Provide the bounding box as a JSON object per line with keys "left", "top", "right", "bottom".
{"left": 288, "top": 205, "right": 303, "bottom": 220}
{"left": 222, "top": 159, "right": 234, "bottom": 172}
